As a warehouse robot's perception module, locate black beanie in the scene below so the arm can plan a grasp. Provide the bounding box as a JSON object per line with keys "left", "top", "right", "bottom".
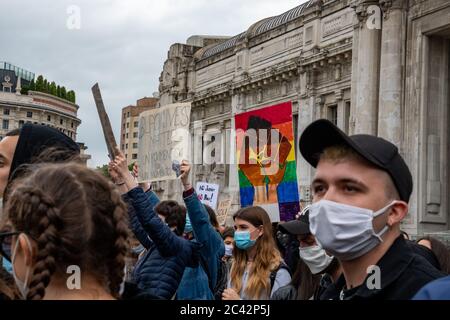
{"left": 8, "top": 123, "right": 80, "bottom": 181}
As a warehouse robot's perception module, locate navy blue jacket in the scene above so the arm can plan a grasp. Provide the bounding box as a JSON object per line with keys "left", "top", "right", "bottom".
{"left": 124, "top": 187, "right": 200, "bottom": 299}
{"left": 124, "top": 187, "right": 224, "bottom": 300}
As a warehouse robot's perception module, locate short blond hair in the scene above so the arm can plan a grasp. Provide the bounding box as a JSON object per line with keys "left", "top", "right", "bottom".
{"left": 319, "top": 145, "right": 400, "bottom": 200}
{"left": 320, "top": 145, "right": 362, "bottom": 163}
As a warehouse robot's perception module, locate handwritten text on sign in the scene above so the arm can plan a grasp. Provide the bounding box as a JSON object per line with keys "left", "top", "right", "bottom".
{"left": 216, "top": 198, "right": 232, "bottom": 226}
{"left": 196, "top": 182, "right": 219, "bottom": 210}
{"left": 138, "top": 103, "right": 191, "bottom": 182}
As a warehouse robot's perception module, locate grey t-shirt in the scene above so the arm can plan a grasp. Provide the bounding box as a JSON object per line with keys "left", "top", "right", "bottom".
{"left": 228, "top": 265, "right": 291, "bottom": 300}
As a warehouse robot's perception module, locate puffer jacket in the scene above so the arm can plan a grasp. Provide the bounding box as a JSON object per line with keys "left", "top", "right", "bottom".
{"left": 123, "top": 187, "right": 200, "bottom": 299}
{"left": 124, "top": 187, "right": 224, "bottom": 300}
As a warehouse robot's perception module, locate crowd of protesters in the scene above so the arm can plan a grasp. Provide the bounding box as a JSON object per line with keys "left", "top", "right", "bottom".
{"left": 1, "top": 120, "right": 450, "bottom": 300}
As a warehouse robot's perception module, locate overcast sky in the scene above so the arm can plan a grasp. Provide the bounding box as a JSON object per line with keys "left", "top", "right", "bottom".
{"left": 2, "top": 0, "right": 307, "bottom": 167}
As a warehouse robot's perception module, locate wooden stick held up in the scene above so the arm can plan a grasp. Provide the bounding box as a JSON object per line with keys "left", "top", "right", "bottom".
{"left": 92, "top": 83, "right": 118, "bottom": 160}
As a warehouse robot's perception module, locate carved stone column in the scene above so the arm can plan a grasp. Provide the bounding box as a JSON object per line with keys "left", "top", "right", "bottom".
{"left": 378, "top": 0, "right": 406, "bottom": 146}
{"left": 352, "top": 0, "right": 382, "bottom": 135}
{"left": 335, "top": 89, "right": 345, "bottom": 130}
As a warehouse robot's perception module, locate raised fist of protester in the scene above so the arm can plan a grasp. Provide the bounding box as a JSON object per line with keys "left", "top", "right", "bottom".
{"left": 108, "top": 162, "right": 120, "bottom": 183}
{"left": 179, "top": 160, "right": 192, "bottom": 190}
{"left": 222, "top": 288, "right": 241, "bottom": 300}
{"left": 110, "top": 147, "right": 137, "bottom": 191}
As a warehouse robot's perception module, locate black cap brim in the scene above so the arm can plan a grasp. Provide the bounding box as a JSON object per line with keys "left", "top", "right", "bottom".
{"left": 279, "top": 220, "right": 310, "bottom": 235}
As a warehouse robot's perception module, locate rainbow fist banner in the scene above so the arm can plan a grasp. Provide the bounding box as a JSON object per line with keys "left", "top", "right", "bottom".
{"left": 235, "top": 101, "right": 300, "bottom": 222}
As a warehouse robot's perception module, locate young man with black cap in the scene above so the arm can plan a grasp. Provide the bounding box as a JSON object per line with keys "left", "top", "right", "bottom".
{"left": 299, "top": 119, "right": 445, "bottom": 300}
{"left": 0, "top": 123, "right": 80, "bottom": 199}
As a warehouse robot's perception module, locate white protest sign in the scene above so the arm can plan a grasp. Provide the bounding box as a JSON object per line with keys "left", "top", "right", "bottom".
{"left": 138, "top": 102, "right": 191, "bottom": 182}
{"left": 196, "top": 182, "right": 219, "bottom": 210}
{"left": 216, "top": 198, "right": 233, "bottom": 226}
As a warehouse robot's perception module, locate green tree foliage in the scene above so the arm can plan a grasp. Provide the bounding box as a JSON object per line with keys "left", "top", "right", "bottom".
{"left": 60, "top": 86, "right": 67, "bottom": 99}
{"left": 26, "top": 75, "right": 75, "bottom": 103}
{"left": 29, "top": 79, "right": 36, "bottom": 91}
{"left": 35, "top": 75, "right": 44, "bottom": 91}
{"left": 50, "top": 82, "right": 57, "bottom": 95}
{"left": 67, "top": 90, "right": 76, "bottom": 103}
{"left": 96, "top": 164, "right": 111, "bottom": 178}
{"left": 20, "top": 85, "right": 29, "bottom": 95}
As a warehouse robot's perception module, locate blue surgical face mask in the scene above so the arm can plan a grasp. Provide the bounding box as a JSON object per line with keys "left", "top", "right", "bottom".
{"left": 2, "top": 257, "right": 13, "bottom": 274}
{"left": 184, "top": 215, "right": 193, "bottom": 233}
{"left": 234, "top": 230, "right": 257, "bottom": 250}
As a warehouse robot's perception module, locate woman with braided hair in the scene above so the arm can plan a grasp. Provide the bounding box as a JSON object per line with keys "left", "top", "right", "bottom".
{"left": 0, "top": 162, "right": 130, "bottom": 300}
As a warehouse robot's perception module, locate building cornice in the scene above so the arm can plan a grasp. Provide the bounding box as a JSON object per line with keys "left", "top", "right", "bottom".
{"left": 0, "top": 98, "right": 81, "bottom": 123}
{"left": 191, "top": 40, "right": 352, "bottom": 107}
{"left": 28, "top": 91, "right": 79, "bottom": 111}
{"left": 195, "top": 0, "right": 347, "bottom": 69}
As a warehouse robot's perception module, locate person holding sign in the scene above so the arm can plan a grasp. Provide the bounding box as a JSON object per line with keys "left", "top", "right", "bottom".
{"left": 110, "top": 153, "right": 194, "bottom": 299}
{"left": 110, "top": 151, "right": 224, "bottom": 300}
{"left": 175, "top": 161, "right": 225, "bottom": 300}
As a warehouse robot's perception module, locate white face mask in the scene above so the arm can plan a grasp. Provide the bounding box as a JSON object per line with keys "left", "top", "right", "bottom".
{"left": 309, "top": 200, "right": 395, "bottom": 261}
{"left": 224, "top": 244, "right": 233, "bottom": 257}
{"left": 299, "top": 244, "right": 334, "bottom": 274}
{"left": 12, "top": 234, "right": 33, "bottom": 300}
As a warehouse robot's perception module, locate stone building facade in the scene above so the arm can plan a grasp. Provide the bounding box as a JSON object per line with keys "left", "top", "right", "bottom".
{"left": 154, "top": 0, "right": 450, "bottom": 236}
{"left": 0, "top": 62, "right": 81, "bottom": 141}
{"left": 0, "top": 62, "right": 91, "bottom": 163}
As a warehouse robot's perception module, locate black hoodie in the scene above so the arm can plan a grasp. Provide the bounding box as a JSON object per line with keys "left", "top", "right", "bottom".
{"left": 8, "top": 123, "right": 80, "bottom": 182}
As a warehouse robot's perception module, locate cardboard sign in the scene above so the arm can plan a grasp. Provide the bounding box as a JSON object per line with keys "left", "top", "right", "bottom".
{"left": 196, "top": 182, "right": 219, "bottom": 210}
{"left": 138, "top": 102, "right": 191, "bottom": 182}
{"left": 216, "top": 198, "right": 232, "bottom": 226}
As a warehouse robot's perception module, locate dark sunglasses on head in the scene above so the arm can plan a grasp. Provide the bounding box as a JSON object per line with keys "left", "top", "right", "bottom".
{"left": 0, "top": 231, "right": 21, "bottom": 262}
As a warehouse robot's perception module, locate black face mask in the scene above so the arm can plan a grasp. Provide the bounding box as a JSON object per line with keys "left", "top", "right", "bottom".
{"left": 277, "top": 231, "right": 290, "bottom": 248}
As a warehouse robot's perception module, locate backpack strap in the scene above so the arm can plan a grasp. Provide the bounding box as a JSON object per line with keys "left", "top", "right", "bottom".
{"left": 270, "top": 261, "right": 291, "bottom": 291}
{"left": 269, "top": 270, "right": 278, "bottom": 291}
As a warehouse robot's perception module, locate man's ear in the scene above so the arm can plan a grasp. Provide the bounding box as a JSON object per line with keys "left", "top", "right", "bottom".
{"left": 387, "top": 201, "right": 408, "bottom": 227}
{"left": 18, "top": 234, "right": 34, "bottom": 267}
